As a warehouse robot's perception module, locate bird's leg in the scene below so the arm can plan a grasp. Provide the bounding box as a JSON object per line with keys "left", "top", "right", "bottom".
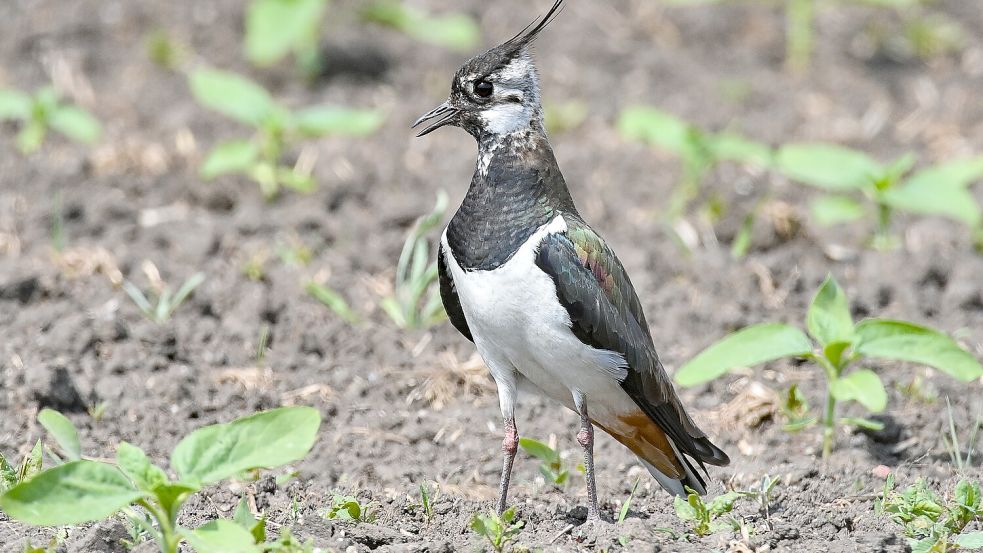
{"left": 496, "top": 417, "right": 518, "bottom": 515}
{"left": 574, "top": 392, "right": 600, "bottom": 521}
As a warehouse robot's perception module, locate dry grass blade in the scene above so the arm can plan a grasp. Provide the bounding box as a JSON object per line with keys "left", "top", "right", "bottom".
{"left": 405, "top": 352, "right": 493, "bottom": 410}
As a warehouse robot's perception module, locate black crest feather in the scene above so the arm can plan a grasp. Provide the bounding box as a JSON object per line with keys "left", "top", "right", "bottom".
{"left": 505, "top": 0, "right": 567, "bottom": 48}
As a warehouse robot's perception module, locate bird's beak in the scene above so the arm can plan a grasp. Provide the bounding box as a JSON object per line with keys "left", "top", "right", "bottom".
{"left": 412, "top": 101, "right": 459, "bottom": 137}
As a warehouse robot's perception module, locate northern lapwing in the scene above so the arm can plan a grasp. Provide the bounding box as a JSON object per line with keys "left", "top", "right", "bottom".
{"left": 413, "top": 0, "right": 729, "bottom": 521}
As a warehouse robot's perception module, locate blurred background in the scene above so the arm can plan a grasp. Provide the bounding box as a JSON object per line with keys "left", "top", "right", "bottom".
{"left": 1, "top": 0, "right": 982, "bottom": 550}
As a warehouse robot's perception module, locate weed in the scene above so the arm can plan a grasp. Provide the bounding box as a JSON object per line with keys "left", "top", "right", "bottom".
{"left": 618, "top": 478, "right": 641, "bottom": 524}
{"left": 0, "top": 86, "right": 101, "bottom": 154}
{"left": 782, "top": 384, "right": 818, "bottom": 432}
{"left": 943, "top": 398, "right": 981, "bottom": 471}
{"left": 381, "top": 192, "right": 448, "bottom": 329}
{"left": 617, "top": 105, "right": 771, "bottom": 220}
{"left": 417, "top": 482, "right": 438, "bottom": 522}
{"left": 361, "top": 1, "right": 479, "bottom": 52}
{"left": 0, "top": 439, "right": 42, "bottom": 495}
{"left": 256, "top": 324, "right": 272, "bottom": 367}
{"left": 675, "top": 274, "right": 983, "bottom": 458}
{"left": 470, "top": 507, "right": 524, "bottom": 552}
{"left": 245, "top": 0, "right": 326, "bottom": 77}
{"left": 744, "top": 474, "right": 780, "bottom": 519}
{"left": 878, "top": 475, "right": 983, "bottom": 552}
{"left": 88, "top": 401, "right": 108, "bottom": 423}
{"left": 518, "top": 437, "right": 570, "bottom": 487}
{"left": 189, "top": 68, "right": 382, "bottom": 199}
{"left": 0, "top": 407, "right": 320, "bottom": 553}
{"left": 324, "top": 494, "right": 377, "bottom": 523}
{"left": 305, "top": 281, "right": 360, "bottom": 325}
{"left": 775, "top": 145, "right": 983, "bottom": 249}
{"left": 673, "top": 487, "right": 746, "bottom": 537}
{"left": 123, "top": 267, "right": 205, "bottom": 324}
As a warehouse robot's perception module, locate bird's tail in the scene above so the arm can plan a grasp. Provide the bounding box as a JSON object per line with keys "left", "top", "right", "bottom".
{"left": 638, "top": 438, "right": 707, "bottom": 496}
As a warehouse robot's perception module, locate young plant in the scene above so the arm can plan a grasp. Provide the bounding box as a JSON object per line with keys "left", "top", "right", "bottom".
{"left": 675, "top": 274, "right": 983, "bottom": 459}
{"left": 943, "top": 398, "right": 981, "bottom": 471}
{"left": 775, "top": 144, "right": 983, "bottom": 249}
{"left": 123, "top": 271, "right": 205, "bottom": 324}
{"left": 245, "top": 0, "right": 326, "bottom": 77}
{"left": 0, "top": 86, "right": 101, "bottom": 154}
{"left": 618, "top": 478, "right": 641, "bottom": 524}
{"left": 323, "top": 494, "right": 377, "bottom": 523}
{"left": 470, "top": 507, "right": 524, "bottom": 553}
{"left": 305, "top": 281, "right": 360, "bottom": 325}
{"left": 782, "top": 384, "right": 818, "bottom": 432}
{"left": 518, "top": 437, "right": 570, "bottom": 487}
{"left": 416, "top": 481, "right": 438, "bottom": 522}
{"left": 0, "top": 407, "right": 320, "bottom": 553}
{"left": 361, "top": 1, "right": 479, "bottom": 52}
{"left": 617, "top": 105, "right": 772, "bottom": 220}
{"left": 190, "top": 68, "right": 382, "bottom": 199}
{"left": 744, "top": 474, "right": 780, "bottom": 520}
{"left": 878, "top": 476, "right": 983, "bottom": 552}
{"left": 0, "top": 439, "right": 43, "bottom": 494}
{"left": 381, "top": 192, "right": 448, "bottom": 329}
{"left": 673, "top": 487, "right": 745, "bottom": 537}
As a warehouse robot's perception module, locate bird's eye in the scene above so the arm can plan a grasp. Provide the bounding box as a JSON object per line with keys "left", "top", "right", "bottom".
{"left": 473, "top": 80, "right": 494, "bottom": 98}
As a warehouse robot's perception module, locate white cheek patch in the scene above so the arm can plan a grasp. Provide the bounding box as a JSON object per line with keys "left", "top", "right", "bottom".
{"left": 482, "top": 101, "right": 532, "bottom": 135}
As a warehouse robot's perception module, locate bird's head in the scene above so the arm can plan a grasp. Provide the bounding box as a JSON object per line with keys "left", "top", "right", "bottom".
{"left": 413, "top": 0, "right": 566, "bottom": 140}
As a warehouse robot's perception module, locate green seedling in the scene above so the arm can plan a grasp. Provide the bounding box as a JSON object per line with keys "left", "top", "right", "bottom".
{"left": 943, "top": 398, "right": 981, "bottom": 471}
{"left": 782, "top": 384, "right": 818, "bottom": 432}
{"left": 324, "top": 494, "right": 377, "bottom": 523}
{"left": 305, "top": 281, "right": 360, "bottom": 325}
{"left": 146, "top": 29, "right": 188, "bottom": 71}
{"left": 0, "top": 439, "right": 43, "bottom": 495}
{"left": 673, "top": 487, "right": 745, "bottom": 537}
{"left": 618, "top": 478, "right": 640, "bottom": 524}
{"left": 617, "top": 105, "right": 772, "bottom": 220}
{"left": 37, "top": 408, "right": 82, "bottom": 464}
{"left": 381, "top": 192, "right": 448, "bottom": 329}
{"left": 417, "top": 482, "right": 438, "bottom": 522}
{"left": 878, "top": 476, "right": 983, "bottom": 552}
{"left": 518, "top": 437, "right": 570, "bottom": 487}
{"left": 744, "top": 474, "right": 780, "bottom": 519}
{"left": 189, "top": 68, "right": 382, "bottom": 199}
{"left": 193, "top": 497, "right": 315, "bottom": 553}
{"left": 0, "top": 86, "right": 100, "bottom": 154}
{"left": 0, "top": 407, "right": 320, "bottom": 553}
{"left": 775, "top": 144, "right": 983, "bottom": 249}
{"left": 361, "top": 1, "right": 479, "bottom": 52}
{"left": 245, "top": 0, "right": 326, "bottom": 77}
{"left": 675, "top": 274, "right": 983, "bottom": 459}
{"left": 123, "top": 272, "right": 205, "bottom": 324}
{"left": 470, "top": 507, "right": 524, "bottom": 553}
{"left": 88, "top": 401, "right": 108, "bottom": 423}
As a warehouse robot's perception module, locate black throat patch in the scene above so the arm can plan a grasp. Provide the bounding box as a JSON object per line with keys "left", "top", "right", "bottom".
{"left": 446, "top": 130, "right": 577, "bottom": 271}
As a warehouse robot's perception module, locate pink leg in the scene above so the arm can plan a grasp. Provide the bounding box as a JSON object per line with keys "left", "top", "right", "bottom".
{"left": 576, "top": 400, "right": 600, "bottom": 521}
{"left": 496, "top": 417, "right": 518, "bottom": 515}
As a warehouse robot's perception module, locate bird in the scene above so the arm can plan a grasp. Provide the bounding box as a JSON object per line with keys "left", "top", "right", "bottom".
{"left": 412, "top": 0, "right": 729, "bottom": 521}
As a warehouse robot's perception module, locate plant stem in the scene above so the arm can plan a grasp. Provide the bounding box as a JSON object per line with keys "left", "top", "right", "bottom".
{"left": 786, "top": 0, "right": 814, "bottom": 73}
{"left": 138, "top": 499, "right": 180, "bottom": 553}
{"left": 822, "top": 385, "right": 836, "bottom": 460}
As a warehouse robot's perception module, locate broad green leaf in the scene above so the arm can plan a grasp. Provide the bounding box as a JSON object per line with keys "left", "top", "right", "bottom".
{"left": 293, "top": 106, "right": 383, "bottom": 137}
{"left": 518, "top": 438, "right": 558, "bottom": 463}
{"left": 0, "top": 89, "right": 32, "bottom": 120}
{"left": 189, "top": 69, "right": 277, "bottom": 127}
{"left": 201, "top": 140, "right": 259, "bottom": 179}
{"left": 905, "top": 156, "right": 983, "bottom": 189}
{"left": 955, "top": 532, "right": 983, "bottom": 548}
{"left": 0, "top": 460, "right": 143, "bottom": 525}
{"left": 673, "top": 495, "right": 698, "bottom": 520}
{"left": 829, "top": 369, "right": 887, "bottom": 412}
{"left": 116, "top": 442, "right": 167, "bottom": 492}
{"left": 361, "top": 2, "right": 479, "bottom": 52}
{"left": 775, "top": 143, "right": 882, "bottom": 190}
{"left": 855, "top": 320, "right": 983, "bottom": 382}
{"left": 616, "top": 106, "right": 696, "bottom": 157}
{"left": 675, "top": 323, "right": 814, "bottom": 387}
{"left": 49, "top": 105, "right": 101, "bottom": 144}
{"left": 708, "top": 132, "right": 773, "bottom": 167}
{"left": 184, "top": 519, "right": 262, "bottom": 553}
{"left": 707, "top": 491, "right": 743, "bottom": 516}
{"left": 884, "top": 174, "right": 982, "bottom": 227}
{"left": 806, "top": 274, "right": 854, "bottom": 348}
{"left": 19, "top": 440, "right": 43, "bottom": 482}
{"left": 245, "top": 0, "right": 325, "bottom": 66}
{"left": 171, "top": 406, "right": 320, "bottom": 485}
{"left": 37, "top": 409, "right": 81, "bottom": 461}
{"left": 811, "top": 195, "right": 865, "bottom": 226}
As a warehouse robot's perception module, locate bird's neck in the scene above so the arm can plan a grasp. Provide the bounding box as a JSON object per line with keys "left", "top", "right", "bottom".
{"left": 445, "top": 126, "right": 578, "bottom": 271}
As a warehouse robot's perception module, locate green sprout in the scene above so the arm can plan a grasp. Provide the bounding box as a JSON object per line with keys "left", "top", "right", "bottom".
{"left": 775, "top": 144, "right": 983, "bottom": 249}
{"left": 518, "top": 437, "right": 570, "bottom": 487}
{"left": 943, "top": 398, "right": 981, "bottom": 471}
{"left": 0, "top": 439, "right": 43, "bottom": 495}
{"left": 0, "top": 407, "right": 321, "bottom": 553}
{"left": 123, "top": 272, "right": 205, "bottom": 324}
{"left": 324, "top": 494, "right": 377, "bottom": 523}
{"left": 878, "top": 475, "right": 983, "bottom": 552}
{"left": 189, "top": 68, "right": 383, "bottom": 199}
{"left": 381, "top": 192, "right": 448, "bottom": 329}
{"left": 361, "top": 1, "right": 480, "bottom": 52}
{"left": 782, "top": 384, "right": 818, "bottom": 432}
{"left": 305, "top": 281, "right": 360, "bottom": 325}
{"left": 618, "top": 478, "right": 641, "bottom": 524}
{"left": 673, "top": 487, "right": 746, "bottom": 537}
{"left": 417, "top": 482, "right": 438, "bottom": 522}
{"left": 617, "top": 105, "right": 772, "bottom": 220}
{"left": 675, "top": 274, "right": 983, "bottom": 459}
{"left": 470, "top": 507, "right": 524, "bottom": 553}
{"left": 245, "top": 0, "right": 327, "bottom": 77}
{"left": 0, "top": 86, "right": 100, "bottom": 154}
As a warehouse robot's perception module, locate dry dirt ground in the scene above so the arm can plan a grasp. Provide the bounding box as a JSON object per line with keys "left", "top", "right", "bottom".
{"left": 1, "top": 0, "right": 982, "bottom": 551}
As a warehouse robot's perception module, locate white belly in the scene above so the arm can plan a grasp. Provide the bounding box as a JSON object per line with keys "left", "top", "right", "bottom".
{"left": 442, "top": 216, "right": 631, "bottom": 419}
